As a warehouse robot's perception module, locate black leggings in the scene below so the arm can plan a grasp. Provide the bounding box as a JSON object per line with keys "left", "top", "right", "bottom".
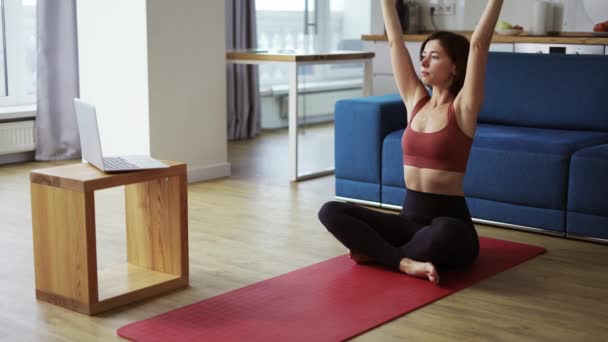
{"left": 318, "top": 189, "right": 479, "bottom": 271}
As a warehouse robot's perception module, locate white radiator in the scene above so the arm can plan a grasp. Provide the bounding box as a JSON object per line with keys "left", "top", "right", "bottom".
{"left": 0, "top": 120, "right": 36, "bottom": 155}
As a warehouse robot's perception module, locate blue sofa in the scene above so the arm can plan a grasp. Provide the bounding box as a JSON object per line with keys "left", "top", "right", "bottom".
{"left": 335, "top": 52, "right": 608, "bottom": 242}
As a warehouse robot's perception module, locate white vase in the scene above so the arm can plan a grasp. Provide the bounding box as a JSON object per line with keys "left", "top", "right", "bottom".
{"left": 530, "top": 0, "right": 550, "bottom": 36}
{"left": 551, "top": 1, "right": 564, "bottom": 33}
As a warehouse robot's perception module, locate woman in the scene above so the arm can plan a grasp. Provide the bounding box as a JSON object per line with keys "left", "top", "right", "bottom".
{"left": 318, "top": 0, "right": 505, "bottom": 284}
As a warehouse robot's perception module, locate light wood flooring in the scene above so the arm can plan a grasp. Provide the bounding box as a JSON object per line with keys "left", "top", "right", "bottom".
{"left": 1, "top": 127, "right": 607, "bottom": 341}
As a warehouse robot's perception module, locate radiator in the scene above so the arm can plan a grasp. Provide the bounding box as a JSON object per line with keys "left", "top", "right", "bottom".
{"left": 0, "top": 120, "right": 36, "bottom": 155}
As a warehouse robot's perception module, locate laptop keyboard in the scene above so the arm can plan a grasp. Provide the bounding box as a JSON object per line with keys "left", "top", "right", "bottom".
{"left": 103, "top": 157, "right": 139, "bottom": 170}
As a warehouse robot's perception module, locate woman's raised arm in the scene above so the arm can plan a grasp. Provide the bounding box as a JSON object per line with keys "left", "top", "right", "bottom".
{"left": 381, "top": 0, "right": 426, "bottom": 117}
{"left": 455, "top": 0, "right": 504, "bottom": 119}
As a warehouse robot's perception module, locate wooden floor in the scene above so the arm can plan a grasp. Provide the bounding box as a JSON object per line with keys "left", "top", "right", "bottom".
{"left": 1, "top": 127, "right": 607, "bottom": 341}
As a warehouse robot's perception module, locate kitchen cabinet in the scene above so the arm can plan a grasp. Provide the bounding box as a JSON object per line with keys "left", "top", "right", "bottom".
{"left": 489, "top": 43, "right": 514, "bottom": 52}
{"left": 514, "top": 43, "right": 604, "bottom": 55}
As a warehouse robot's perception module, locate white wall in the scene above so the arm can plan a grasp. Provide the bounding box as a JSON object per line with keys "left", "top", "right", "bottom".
{"left": 437, "top": 0, "right": 594, "bottom": 32}
{"left": 77, "top": 0, "right": 229, "bottom": 183}
{"left": 342, "top": 0, "right": 372, "bottom": 39}
{"left": 370, "top": 0, "right": 606, "bottom": 33}
{"left": 77, "top": 0, "right": 150, "bottom": 157}
{"left": 370, "top": 1, "right": 385, "bottom": 35}
{"left": 146, "top": 0, "right": 229, "bottom": 182}
{"left": 564, "top": 0, "right": 608, "bottom": 31}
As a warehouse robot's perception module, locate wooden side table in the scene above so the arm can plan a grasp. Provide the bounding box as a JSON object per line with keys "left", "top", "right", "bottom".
{"left": 30, "top": 161, "right": 189, "bottom": 315}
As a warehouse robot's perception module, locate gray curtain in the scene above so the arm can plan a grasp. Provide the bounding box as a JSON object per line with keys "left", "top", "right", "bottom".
{"left": 35, "top": 0, "right": 80, "bottom": 160}
{"left": 226, "top": 0, "right": 261, "bottom": 141}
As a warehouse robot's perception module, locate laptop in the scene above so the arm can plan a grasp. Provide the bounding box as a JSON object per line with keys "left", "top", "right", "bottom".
{"left": 74, "top": 98, "right": 169, "bottom": 172}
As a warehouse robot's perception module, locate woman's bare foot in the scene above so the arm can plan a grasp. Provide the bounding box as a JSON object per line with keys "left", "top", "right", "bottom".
{"left": 399, "top": 258, "right": 440, "bottom": 285}
{"left": 348, "top": 250, "right": 375, "bottom": 264}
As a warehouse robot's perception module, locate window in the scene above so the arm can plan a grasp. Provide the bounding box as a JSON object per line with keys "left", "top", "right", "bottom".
{"left": 0, "top": 0, "right": 36, "bottom": 107}
{"left": 255, "top": 0, "right": 369, "bottom": 90}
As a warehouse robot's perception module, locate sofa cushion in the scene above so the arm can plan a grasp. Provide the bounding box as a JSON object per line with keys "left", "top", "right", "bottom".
{"left": 382, "top": 129, "right": 406, "bottom": 189}
{"left": 381, "top": 129, "right": 409, "bottom": 205}
{"left": 382, "top": 185, "right": 407, "bottom": 207}
{"left": 567, "top": 144, "right": 608, "bottom": 239}
{"left": 335, "top": 94, "right": 405, "bottom": 187}
{"left": 480, "top": 53, "right": 608, "bottom": 132}
{"left": 464, "top": 124, "right": 608, "bottom": 211}
{"left": 335, "top": 94, "right": 406, "bottom": 203}
{"left": 336, "top": 179, "right": 382, "bottom": 204}
{"left": 467, "top": 197, "right": 566, "bottom": 232}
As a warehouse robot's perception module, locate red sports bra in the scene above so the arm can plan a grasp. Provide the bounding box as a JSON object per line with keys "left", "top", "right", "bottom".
{"left": 402, "top": 96, "right": 473, "bottom": 172}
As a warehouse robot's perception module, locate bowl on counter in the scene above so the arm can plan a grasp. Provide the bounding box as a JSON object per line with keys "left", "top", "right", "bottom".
{"left": 495, "top": 28, "right": 524, "bottom": 36}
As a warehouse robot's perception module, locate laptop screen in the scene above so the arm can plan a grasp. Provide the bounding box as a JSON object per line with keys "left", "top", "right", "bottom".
{"left": 73, "top": 98, "right": 105, "bottom": 170}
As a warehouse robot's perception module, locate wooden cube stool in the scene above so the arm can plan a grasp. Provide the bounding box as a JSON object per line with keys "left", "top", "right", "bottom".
{"left": 30, "top": 161, "right": 189, "bottom": 315}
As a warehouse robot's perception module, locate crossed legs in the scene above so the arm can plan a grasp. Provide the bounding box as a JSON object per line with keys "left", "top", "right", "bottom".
{"left": 318, "top": 201, "right": 479, "bottom": 284}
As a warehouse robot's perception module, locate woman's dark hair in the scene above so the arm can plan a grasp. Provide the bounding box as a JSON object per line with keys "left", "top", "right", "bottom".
{"left": 420, "top": 31, "right": 470, "bottom": 96}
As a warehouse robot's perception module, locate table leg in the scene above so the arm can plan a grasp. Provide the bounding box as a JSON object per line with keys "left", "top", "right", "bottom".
{"left": 288, "top": 62, "right": 299, "bottom": 182}
{"left": 363, "top": 59, "right": 373, "bottom": 96}
{"left": 31, "top": 184, "right": 98, "bottom": 314}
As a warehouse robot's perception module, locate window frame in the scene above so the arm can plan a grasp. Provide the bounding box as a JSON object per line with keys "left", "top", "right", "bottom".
{"left": 256, "top": 0, "right": 363, "bottom": 90}
{"left": 0, "top": 0, "right": 36, "bottom": 109}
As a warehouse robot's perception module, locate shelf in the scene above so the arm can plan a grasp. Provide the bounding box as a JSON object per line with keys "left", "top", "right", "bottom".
{"left": 362, "top": 32, "right": 608, "bottom": 45}
{"left": 97, "top": 263, "right": 181, "bottom": 302}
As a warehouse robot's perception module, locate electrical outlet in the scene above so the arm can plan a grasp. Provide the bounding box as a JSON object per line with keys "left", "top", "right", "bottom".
{"left": 432, "top": 0, "right": 456, "bottom": 16}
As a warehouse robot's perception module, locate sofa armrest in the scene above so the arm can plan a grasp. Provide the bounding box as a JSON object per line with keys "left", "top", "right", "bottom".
{"left": 335, "top": 94, "right": 407, "bottom": 185}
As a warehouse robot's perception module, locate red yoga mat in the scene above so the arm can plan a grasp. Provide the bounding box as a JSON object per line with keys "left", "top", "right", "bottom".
{"left": 118, "top": 237, "right": 544, "bottom": 342}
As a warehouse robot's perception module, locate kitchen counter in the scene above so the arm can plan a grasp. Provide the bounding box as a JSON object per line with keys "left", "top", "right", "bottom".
{"left": 362, "top": 31, "right": 606, "bottom": 96}
{"left": 362, "top": 32, "right": 608, "bottom": 45}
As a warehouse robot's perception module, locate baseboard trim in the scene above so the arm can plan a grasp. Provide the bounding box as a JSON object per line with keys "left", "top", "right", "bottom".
{"left": 0, "top": 151, "right": 35, "bottom": 165}
{"left": 380, "top": 203, "right": 402, "bottom": 211}
{"left": 472, "top": 218, "right": 564, "bottom": 237}
{"left": 187, "top": 162, "right": 231, "bottom": 183}
{"left": 566, "top": 234, "right": 608, "bottom": 245}
{"left": 335, "top": 196, "right": 381, "bottom": 208}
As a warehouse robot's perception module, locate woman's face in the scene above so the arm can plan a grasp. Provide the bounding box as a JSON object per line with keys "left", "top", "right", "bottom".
{"left": 420, "top": 40, "right": 456, "bottom": 89}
